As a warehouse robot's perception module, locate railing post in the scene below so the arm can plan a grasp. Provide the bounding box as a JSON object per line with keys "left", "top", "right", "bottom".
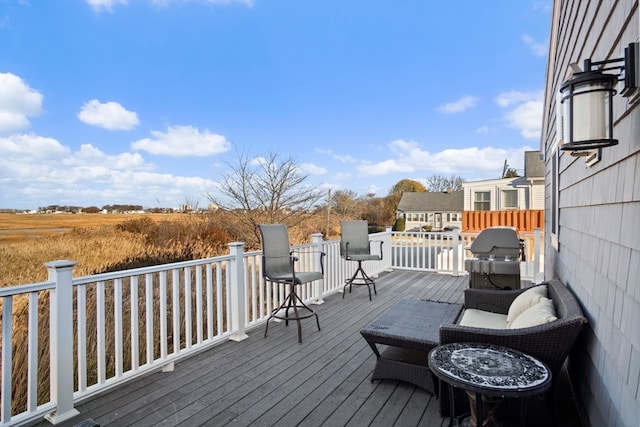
{"left": 228, "top": 242, "right": 248, "bottom": 342}
{"left": 452, "top": 228, "right": 460, "bottom": 276}
{"left": 383, "top": 227, "right": 393, "bottom": 271}
{"left": 311, "top": 233, "right": 325, "bottom": 305}
{"left": 533, "top": 228, "right": 542, "bottom": 283}
{"left": 44, "top": 260, "right": 80, "bottom": 424}
{"left": 382, "top": 225, "right": 393, "bottom": 271}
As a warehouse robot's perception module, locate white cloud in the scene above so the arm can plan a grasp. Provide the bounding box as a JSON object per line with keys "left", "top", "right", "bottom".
{"left": 78, "top": 99, "right": 139, "bottom": 130}
{"left": 495, "top": 90, "right": 539, "bottom": 107}
{"left": 65, "top": 144, "right": 152, "bottom": 170}
{"left": 131, "top": 125, "right": 231, "bottom": 157}
{"left": 496, "top": 90, "right": 543, "bottom": 139}
{"left": 0, "top": 134, "right": 69, "bottom": 160}
{"left": 88, "top": 0, "right": 254, "bottom": 10}
{"left": 437, "top": 96, "right": 478, "bottom": 114}
{"left": 86, "top": 0, "right": 128, "bottom": 13}
{"left": 476, "top": 126, "right": 490, "bottom": 135}
{"left": 151, "top": 0, "right": 254, "bottom": 7}
{"left": 0, "top": 73, "right": 43, "bottom": 133}
{"left": 356, "top": 139, "right": 534, "bottom": 180}
{"left": 316, "top": 148, "right": 358, "bottom": 163}
{"left": 0, "top": 133, "right": 218, "bottom": 208}
{"left": 301, "top": 162, "right": 327, "bottom": 175}
{"left": 504, "top": 100, "right": 543, "bottom": 139}
{"left": 522, "top": 34, "right": 547, "bottom": 57}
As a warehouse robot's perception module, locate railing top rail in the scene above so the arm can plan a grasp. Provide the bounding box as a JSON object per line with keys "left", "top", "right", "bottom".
{"left": 0, "top": 281, "right": 55, "bottom": 297}
{"left": 72, "top": 254, "right": 236, "bottom": 285}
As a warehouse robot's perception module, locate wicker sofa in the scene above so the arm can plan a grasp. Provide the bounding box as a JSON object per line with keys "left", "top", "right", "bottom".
{"left": 437, "top": 279, "right": 587, "bottom": 423}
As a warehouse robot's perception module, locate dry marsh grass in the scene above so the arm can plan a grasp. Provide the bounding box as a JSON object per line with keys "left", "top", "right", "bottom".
{"left": 0, "top": 213, "right": 233, "bottom": 286}
{"left": 0, "top": 213, "right": 184, "bottom": 244}
{"left": 1, "top": 211, "right": 338, "bottom": 415}
{"left": 0, "top": 212, "right": 236, "bottom": 415}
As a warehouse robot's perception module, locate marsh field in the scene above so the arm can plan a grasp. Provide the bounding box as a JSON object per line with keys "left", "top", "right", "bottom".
{"left": 1, "top": 210, "right": 343, "bottom": 415}
{"left": 0, "top": 211, "right": 332, "bottom": 287}
{"left": 0, "top": 211, "right": 239, "bottom": 414}
{"left": 0, "top": 212, "right": 238, "bottom": 287}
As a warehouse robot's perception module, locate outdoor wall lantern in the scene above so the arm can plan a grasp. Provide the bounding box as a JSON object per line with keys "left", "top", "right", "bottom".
{"left": 559, "top": 42, "right": 639, "bottom": 151}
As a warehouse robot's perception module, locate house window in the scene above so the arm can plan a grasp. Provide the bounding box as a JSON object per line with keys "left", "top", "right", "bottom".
{"left": 502, "top": 190, "right": 518, "bottom": 209}
{"left": 474, "top": 192, "right": 490, "bottom": 211}
{"left": 447, "top": 213, "right": 460, "bottom": 222}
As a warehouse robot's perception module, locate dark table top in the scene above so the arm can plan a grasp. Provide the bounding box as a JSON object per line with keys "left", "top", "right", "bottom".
{"left": 360, "top": 299, "right": 463, "bottom": 351}
{"left": 428, "top": 342, "right": 552, "bottom": 398}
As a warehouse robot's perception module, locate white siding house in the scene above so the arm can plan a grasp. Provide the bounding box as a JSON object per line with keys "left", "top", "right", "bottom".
{"left": 463, "top": 151, "right": 545, "bottom": 211}
{"left": 396, "top": 191, "right": 463, "bottom": 231}
{"left": 463, "top": 177, "right": 540, "bottom": 211}
{"left": 541, "top": 1, "right": 639, "bottom": 426}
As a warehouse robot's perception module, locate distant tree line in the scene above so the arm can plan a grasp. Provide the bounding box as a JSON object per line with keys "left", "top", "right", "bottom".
{"left": 31, "top": 204, "right": 145, "bottom": 213}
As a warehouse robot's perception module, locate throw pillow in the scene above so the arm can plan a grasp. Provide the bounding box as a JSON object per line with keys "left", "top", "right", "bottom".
{"left": 509, "top": 298, "right": 558, "bottom": 329}
{"left": 506, "top": 285, "right": 548, "bottom": 327}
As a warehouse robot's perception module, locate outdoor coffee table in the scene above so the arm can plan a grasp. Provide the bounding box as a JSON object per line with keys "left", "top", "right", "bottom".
{"left": 360, "top": 299, "right": 463, "bottom": 394}
{"left": 428, "top": 342, "right": 552, "bottom": 427}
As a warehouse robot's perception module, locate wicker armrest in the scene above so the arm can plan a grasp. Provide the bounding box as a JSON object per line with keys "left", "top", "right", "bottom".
{"left": 464, "top": 287, "right": 526, "bottom": 314}
{"left": 440, "top": 317, "right": 586, "bottom": 376}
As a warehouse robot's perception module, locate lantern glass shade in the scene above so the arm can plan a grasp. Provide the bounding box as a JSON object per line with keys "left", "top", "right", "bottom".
{"left": 559, "top": 71, "right": 618, "bottom": 151}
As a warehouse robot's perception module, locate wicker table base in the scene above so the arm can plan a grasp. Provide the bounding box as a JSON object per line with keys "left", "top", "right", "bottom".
{"left": 360, "top": 299, "right": 463, "bottom": 394}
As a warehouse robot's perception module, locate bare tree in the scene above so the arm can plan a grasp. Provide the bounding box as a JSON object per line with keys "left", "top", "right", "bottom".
{"left": 362, "top": 194, "right": 389, "bottom": 227}
{"left": 207, "top": 151, "right": 324, "bottom": 246}
{"left": 331, "top": 189, "right": 362, "bottom": 218}
{"left": 424, "top": 174, "right": 464, "bottom": 192}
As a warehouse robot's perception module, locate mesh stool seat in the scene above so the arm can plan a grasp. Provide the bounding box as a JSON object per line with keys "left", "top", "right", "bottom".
{"left": 340, "top": 220, "right": 383, "bottom": 301}
{"left": 259, "top": 224, "right": 325, "bottom": 343}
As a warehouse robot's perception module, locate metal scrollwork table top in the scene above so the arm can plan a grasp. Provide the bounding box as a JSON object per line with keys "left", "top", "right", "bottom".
{"left": 428, "top": 342, "right": 551, "bottom": 398}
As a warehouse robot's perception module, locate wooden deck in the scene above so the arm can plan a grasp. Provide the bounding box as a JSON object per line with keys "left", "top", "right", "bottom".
{"left": 30, "top": 271, "right": 578, "bottom": 427}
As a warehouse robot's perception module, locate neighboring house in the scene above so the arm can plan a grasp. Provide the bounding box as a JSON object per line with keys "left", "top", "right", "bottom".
{"left": 396, "top": 152, "right": 544, "bottom": 232}
{"left": 396, "top": 191, "right": 463, "bottom": 231}
{"left": 541, "top": 2, "right": 639, "bottom": 426}
{"left": 463, "top": 151, "right": 544, "bottom": 211}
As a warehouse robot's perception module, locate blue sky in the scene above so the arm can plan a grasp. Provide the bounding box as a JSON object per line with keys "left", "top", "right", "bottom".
{"left": 0, "top": 0, "right": 550, "bottom": 210}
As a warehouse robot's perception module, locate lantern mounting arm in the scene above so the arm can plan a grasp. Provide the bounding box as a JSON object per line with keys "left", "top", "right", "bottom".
{"left": 582, "top": 57, "right": 625, "bottom": 78}
{"left": 573, "top": 42, "right": 638, "bottom": 91}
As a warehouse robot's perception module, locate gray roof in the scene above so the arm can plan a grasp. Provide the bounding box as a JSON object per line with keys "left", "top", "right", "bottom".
{"left": 396, "top": 191, "right": 464, "bottom": 212}
{"left": 524, "top": 151, "right": 544, "bottom": 178}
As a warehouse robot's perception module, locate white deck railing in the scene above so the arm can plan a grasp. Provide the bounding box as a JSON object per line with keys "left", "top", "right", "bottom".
{"left": 391, "top": 228, "right": 544, "bottom": 281}
{"left": 0, "top": 228, "right": 543, "bottom": 426}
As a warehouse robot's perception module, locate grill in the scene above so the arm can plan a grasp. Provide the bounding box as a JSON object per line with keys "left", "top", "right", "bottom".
{"left": 464, "top": 227, "right": 522, "bottom": 290}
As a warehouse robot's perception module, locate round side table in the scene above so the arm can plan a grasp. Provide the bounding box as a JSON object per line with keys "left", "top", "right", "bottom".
{"left": 428, "top": 342, "right": 552, "bottom": 427}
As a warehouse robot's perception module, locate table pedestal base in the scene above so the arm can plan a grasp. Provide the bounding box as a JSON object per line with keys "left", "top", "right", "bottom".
{"left": 467, "top": 392, "right": 502, "bottom": 427}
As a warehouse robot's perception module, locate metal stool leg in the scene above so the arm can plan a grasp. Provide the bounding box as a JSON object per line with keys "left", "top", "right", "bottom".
{"left": 342, "top": 260, "right": 376, "bottom": 300}
{"left": 264, "top": 283, "right": 320, "bottom": 343}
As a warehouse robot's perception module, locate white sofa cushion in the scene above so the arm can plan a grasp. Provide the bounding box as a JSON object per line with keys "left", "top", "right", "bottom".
{"left": 506, "top": 285, "right": 548, "bottom": 327}
{"left": 509, "top": 298, "right": 558, "bottom": 329}
{"left": 459, "top": 308, "right": 508, "bottom": 329}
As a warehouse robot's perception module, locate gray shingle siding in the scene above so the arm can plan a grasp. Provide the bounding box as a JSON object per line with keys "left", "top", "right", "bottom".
{"left": 540, "top": 2, "right": 640, "bottom": 426}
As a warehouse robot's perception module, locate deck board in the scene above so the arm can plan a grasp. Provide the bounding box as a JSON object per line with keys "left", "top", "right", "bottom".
{"left": 31, "top": 271, "right": 469, "bottom": 427}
